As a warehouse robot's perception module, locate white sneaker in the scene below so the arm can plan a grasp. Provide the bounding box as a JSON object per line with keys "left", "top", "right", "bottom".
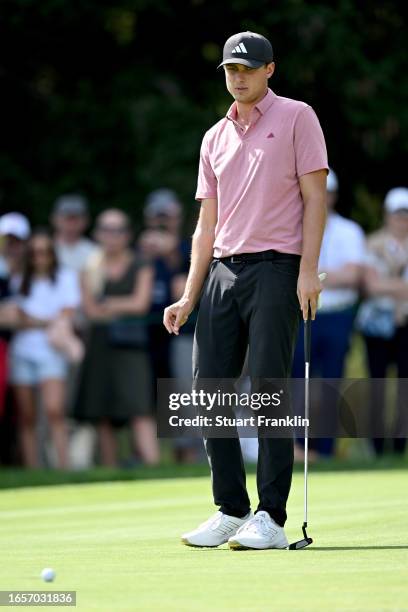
{"left": 228, "top": 510, "right": 289, "bottom": 550}
{"left": 181, "top": 511, "right": 252, "bottom": 548}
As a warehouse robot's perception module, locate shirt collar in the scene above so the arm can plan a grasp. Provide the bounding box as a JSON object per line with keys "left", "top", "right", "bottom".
{"left": 226, "top": 88, "right": 276, "bottom": 121}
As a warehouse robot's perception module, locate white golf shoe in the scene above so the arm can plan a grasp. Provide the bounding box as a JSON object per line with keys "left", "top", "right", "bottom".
{"left": 228, "top": 510, "right": 289, "bottom": 550}
{"left": 181, "top": 511, "right": 252, "bottom": 548}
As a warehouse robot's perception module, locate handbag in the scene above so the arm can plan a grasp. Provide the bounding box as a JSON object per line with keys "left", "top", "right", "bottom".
{"left": 355, "top": 299, "right": 395, "bottom": 339}
{"left": 107, "top": 317, "right": 149, "bottom": 350}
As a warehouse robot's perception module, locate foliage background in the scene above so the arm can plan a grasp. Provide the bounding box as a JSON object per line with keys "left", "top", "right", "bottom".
{"left": 0, "top": 0, "right": 406, "bottom": 233}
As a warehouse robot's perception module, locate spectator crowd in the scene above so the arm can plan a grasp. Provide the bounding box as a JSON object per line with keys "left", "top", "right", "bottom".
{"left": 0, "top": 189, "right": 197, "bottom": 468}
{"left": 0, "top": 175, "right": 407, "bottom": 469}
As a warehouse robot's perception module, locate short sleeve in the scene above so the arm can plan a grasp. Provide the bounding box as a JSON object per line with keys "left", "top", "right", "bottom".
{"left": 294, "top": 106, "right": 328, "bottom": 178}
{"left": 195, "top": 132, "right": 218, "bottom": 201}
{"left": 59, "top": 268, "right": 81, "bottom": 309}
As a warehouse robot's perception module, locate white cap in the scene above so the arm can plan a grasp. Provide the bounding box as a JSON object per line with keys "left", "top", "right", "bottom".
{"left": 327, "top": 168, "right": 338, "bottom": 192}
{"left": 384, "top": 187, "right": 408, "bottom": 213}
{"left": 0, "top": 212, "right": 31, "bottom": 240}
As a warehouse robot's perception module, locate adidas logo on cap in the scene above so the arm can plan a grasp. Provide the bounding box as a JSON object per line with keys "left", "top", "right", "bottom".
{"left": 231, "top": 43, "right": 248, "bottom": 54}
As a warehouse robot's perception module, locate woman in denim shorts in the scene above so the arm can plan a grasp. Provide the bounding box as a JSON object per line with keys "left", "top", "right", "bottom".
{"left": 9, "top": 230, "right": 81, "bottom": 467}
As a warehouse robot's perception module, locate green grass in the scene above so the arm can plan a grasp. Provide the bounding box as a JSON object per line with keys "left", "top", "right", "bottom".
{"left": 1, "top": 455, "right": 408, "bottom": 490}
{"left": 1, "top": 468, "right": 407, "bottom": 611}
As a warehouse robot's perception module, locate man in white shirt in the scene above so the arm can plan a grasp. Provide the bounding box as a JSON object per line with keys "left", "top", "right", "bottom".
{"left": 317, "top": 169, "right": 366, "bottom": 315}
{"left": 292, "top": 168, "right": 366, "bottom": 456}
{"left": 51, "top": 194, "right": 99, "bottom": 272}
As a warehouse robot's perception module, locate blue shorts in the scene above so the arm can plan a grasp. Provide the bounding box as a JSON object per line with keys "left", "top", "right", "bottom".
{"left": 9, "top": 351, "right": 68, "bottom": 385}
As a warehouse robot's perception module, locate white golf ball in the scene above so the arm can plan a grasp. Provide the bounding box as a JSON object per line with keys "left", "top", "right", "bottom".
{"left": 41, "top": 568, "right": 56, "bottom": 582}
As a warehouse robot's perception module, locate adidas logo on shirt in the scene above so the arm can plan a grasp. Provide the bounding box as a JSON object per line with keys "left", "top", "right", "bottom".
{"left": 231, "top": 43, "right": 248, "bottom": 54}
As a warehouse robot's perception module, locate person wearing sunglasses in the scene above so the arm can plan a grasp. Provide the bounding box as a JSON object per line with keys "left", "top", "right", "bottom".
{"left": 74, "top": 209, "right": 159, "bottom": 466}
{"left": 8, "top": 229, "right": 81, "bottom": 468}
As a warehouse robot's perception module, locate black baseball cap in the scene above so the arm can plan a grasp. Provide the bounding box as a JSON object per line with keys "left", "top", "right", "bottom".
{"left": 217, "top": 31, "right": 274, "bottom": 69}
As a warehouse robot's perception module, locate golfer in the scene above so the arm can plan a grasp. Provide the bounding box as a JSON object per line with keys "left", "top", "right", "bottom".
{"left": 163, "top": 31, "right": 328, "bottom": 549}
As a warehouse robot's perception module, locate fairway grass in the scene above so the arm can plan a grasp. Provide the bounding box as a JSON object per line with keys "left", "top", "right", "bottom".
{"left": 1, "top": 469, "right": 407, "bottom": 611}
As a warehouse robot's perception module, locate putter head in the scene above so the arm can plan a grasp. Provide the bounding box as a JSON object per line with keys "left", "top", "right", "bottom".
{"left": 288, "top": 524, "right": 313, "bottom": 549}
{"left": 288, "top": 537, "right": 313, "bottom": 550}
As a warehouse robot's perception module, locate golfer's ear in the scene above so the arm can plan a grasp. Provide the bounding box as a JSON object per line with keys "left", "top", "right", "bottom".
{"left": 266, "top": 62, "right": 275, "bottom": 78}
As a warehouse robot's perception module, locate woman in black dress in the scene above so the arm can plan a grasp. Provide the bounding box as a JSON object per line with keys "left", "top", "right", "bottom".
{"left": 75, "top": 209, "right": 159, "bottom": 465}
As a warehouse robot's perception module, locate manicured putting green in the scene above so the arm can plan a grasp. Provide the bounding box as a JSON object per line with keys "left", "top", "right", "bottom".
{"left": 0, "top": 469, "right": 407, "bottom": 611}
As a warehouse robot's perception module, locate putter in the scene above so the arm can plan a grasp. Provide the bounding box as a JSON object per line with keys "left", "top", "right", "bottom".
{"left": 288, "top": 272, "right": 326, "bottom": 550}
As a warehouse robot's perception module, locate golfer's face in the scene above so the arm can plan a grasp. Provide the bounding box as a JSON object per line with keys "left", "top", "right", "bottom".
{"left": 224, "top": 63, "right": 274, "bottom": 104}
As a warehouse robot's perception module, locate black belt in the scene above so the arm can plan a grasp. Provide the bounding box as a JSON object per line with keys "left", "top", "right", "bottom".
{"left": 216, "top": 249, "right": 301, "bottom": 264}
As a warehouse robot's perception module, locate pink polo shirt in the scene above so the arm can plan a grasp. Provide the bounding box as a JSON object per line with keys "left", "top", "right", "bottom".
{"left": 195, "top": 88, "right": 328, "bottom": 257}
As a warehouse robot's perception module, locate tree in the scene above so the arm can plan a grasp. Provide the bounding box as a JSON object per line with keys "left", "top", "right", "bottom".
{"left": 0, "top": 0, "right": 406, "bottom": 233}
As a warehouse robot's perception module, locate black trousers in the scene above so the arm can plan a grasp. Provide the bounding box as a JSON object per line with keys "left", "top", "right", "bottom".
{"left": 192, "top": 252, "right": 301, "bottom": 527}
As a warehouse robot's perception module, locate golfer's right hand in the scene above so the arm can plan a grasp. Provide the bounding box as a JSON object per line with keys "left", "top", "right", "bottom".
{"left": 163, "top": 298, "right": 193, "bottom": 335}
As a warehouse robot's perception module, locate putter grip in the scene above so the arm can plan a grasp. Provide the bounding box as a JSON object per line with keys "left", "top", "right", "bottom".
{"left": 304, "top": 304, "right": 311, "bottom": 364}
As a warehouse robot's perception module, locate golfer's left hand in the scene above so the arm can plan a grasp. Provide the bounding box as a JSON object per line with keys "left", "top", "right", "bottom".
{"left": 297, "top": 269, "right": 324, "bottom": 321}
